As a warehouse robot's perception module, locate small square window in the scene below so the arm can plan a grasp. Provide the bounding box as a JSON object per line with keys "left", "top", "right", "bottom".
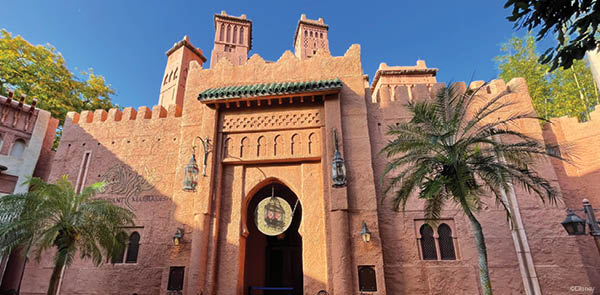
{"left": 358, "top": 265, "right": 377, "bottom": 292}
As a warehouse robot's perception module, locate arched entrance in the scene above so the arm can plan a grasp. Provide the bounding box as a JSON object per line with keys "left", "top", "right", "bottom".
{"left": 243, "top": 182, "right": 303, "bottom": 295}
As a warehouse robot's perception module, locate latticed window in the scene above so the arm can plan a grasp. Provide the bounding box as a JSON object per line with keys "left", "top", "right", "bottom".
{"left": 416, "top": 220, "right": 458, "bottom": 261}
{"left": 419, "top": 224, "right": 437, "bottom": 260}
{"left": 438, "top": 224, "right": 456, "bottom": 260}
{"left": 358, "top": 266, "right": 377, "bottom": 292}
{"left": 168, "top": 267, "right": 185, "bottom": 291}
{"left": 125, "top": 232, "right": 140, "bottom": 263}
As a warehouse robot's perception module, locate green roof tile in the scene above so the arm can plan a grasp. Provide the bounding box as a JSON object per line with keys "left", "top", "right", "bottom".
{"left": 198, "top": 78, "right": 343, "bottom": 102}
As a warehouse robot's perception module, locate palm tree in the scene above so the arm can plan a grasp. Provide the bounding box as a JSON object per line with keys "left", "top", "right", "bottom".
{"left": 382, "top": 83, "right": 562, "bottom": 295}
{"left": 0, "top": 176, "right": 135, "bottom": 295}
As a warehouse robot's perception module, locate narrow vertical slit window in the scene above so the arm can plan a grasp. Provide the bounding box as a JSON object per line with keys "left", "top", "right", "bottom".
{"left": 75, "top": 151, "right": 91, "bottom": 194}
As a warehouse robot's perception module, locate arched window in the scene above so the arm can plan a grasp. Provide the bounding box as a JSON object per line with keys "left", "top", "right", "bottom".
{"left": 226, "top": 24, "right": 231, "bottom": 43}
{"left": 419, "top": 224, "right": 437, "bottom": 260}
{"left": 233, "top": 26, "right": 238, "bottom": 44}
{"left": 310, "top": 31, "right": 313, "bottom": 38}
{"left": 438, "top": 224, "right": 456, "bottom": 260}
{"left": 274, "top": 135, "right": 282, "bottom": 156}
{"left": 320, "top": 32, "right": 323, "bottom": 39}
{"left": 257, "top": 136, "right": 265, "bottom": 157}
{"left": 239, "top": 27, "right": 244, "bottom": 44}
{"left": 240, "top": 137, "right": 248, "bottom": 158}
{"left": 10, "top": 139, "right": 26, "bottom": 158}
{"left": 223, "top": 137, "right": 232, "bottom": 158}
{"left": 125, "top": 232, "right": 140, "bottom": 263}
{"left": 304, "top": 30, "right": 308, "bottom": 37}
{"left": 163, "top": 74, "right": 168, "bottom": 85}
{"left": 220, "top": 23, "right": 225, "bottom": 41}
{"left": 290, "top": 134, "right": 299, "bottom": 155}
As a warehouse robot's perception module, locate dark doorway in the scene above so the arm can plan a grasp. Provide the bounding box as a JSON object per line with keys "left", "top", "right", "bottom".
{"left": 244, "top": 183, "right": 303, "bottom": 295}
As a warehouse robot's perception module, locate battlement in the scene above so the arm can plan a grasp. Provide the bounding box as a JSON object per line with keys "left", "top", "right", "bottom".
{"left": 543, "top": 104, "right": 600, "bottom": 147}
{"left": 189, "top": 43, "right": 362, "bottom": 94}
{"left": 0, "top": 90, "right": 40, "bottom": 134}
{"left": 66, "top": 104, "right": 182, "bottom": 127}
{"left": 372, "top": 77, "right": 519, "bottom": 105}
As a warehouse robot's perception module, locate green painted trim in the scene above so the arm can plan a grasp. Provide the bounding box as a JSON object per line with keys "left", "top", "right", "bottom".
{"left": 197, "top": 78, "right": 343, "bottom": 101}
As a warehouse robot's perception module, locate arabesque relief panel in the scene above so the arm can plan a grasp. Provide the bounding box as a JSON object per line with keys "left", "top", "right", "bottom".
{"left": 220, "top": 106, "right": 323, "bottom": 163}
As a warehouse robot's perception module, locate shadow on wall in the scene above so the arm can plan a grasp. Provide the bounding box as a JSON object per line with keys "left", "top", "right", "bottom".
{"left": 18, "top": 118, "right": 184, "bottom": 294}
{"left": 543, "top": 124, "right": 600, "bottom": 289}
{"left": 17, "top": 118, "right": 331, "bottom": 295}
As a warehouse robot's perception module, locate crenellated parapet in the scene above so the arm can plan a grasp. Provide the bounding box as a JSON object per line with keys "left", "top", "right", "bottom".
{"left": 0, "top": 90, "right": 40, "bottom": 134}
{"left": 60, "top": 104, "right": 183, "bottom": 150}
{"left": 66, "top": 104, "right": 182, "bottom": 126}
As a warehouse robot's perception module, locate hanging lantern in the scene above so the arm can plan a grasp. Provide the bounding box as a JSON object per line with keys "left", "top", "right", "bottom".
{"left": 264, "top": 197, "right": 286, "bottom": 230}
{"left": 183, "top": 154, "right": 199, "bottom": 191}
{"left": 331, "top": 128, "right": 347, "bottom": 187}
{"left": 172, "top": 227, "right": 184, "bottom": 246}
{"left": 561, "top": 209, "right": 586, "bottom": 236}
{"left": 183, "top": 136, "right": 211, "bottom": 191}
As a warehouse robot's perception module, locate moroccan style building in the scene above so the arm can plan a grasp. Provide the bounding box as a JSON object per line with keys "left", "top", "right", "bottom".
{"left": 0, "top": 91, "right": 57, "bottom": 293}
{"left": 17, "top": 12, "right": 600, "bottom": 295}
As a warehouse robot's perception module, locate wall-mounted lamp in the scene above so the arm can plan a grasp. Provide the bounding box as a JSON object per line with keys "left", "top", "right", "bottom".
{"left": 360, "top": 221, "right": 372, "bottom": 243}
{"left": 172, "top": 228, "right": 185, "bottom": 246}
{"left": 183, "top": 136, "right": 211, "bottom": 191}
{"left": 331, "top": 128, "right": 347, "bottom": 187}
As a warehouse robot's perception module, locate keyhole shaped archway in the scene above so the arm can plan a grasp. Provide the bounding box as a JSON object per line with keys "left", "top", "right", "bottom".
{"left": 241, "top": 180, "right": 303, "bottom": 295}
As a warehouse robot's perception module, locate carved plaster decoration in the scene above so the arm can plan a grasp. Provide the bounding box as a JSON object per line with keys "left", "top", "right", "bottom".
{"left": 99, "top": 164, "right": 161, "bottom": 210}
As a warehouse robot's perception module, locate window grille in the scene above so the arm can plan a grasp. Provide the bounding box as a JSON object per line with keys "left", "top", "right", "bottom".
{"left": 358, "top": 266, "right": 377, "bottom": 292}
{"left": 125, "top": 232, "right": 140, "bottom": 263}
{"left": 438, "top": 223, "right": 456, "bottom": 260}
{"left": 419, "top": 224, "right": 437, "bottom": 260}
{"left": 168, "top": 267, "right": 185, "bottom": 291}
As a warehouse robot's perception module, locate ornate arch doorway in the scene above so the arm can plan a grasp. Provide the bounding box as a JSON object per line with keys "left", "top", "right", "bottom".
{"left": 243, "top": 182, "right": 303, "bottom": 295}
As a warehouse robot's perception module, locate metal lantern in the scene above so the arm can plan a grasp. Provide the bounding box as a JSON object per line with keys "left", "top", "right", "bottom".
{"left": 172, "top": 227, "right": 184, "bottom": 246}
{"left": 264, "top": 197, "right": 286, "bottom": 230}
{"left": 183, "top": 154, "right": 199, "bottom": 191}
{"left": 562, "top": 209, "right": 586, "bottom": 236}
{"left": 183, "top": 136, "right": 211, "bottom": 191}
{"left": 331, "top": 128, "right": 347, "bottom": 187}
{"left": 360, "top": 221, "right": 372, "bottom": 243}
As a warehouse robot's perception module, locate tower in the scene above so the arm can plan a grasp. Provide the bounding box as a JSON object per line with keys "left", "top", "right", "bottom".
{"left": 210, "top": 11, "right": 252, "bottom": 68}
{"left": 159, "top": 36, "right": 207, "bottom": 108}
{"left": 294, "top": 14, "right": 329, "bottom": 59}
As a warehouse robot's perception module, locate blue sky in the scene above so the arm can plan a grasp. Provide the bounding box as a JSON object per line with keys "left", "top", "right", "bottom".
{"left": 1, "top": 1, "right": 538, "bottom": 108}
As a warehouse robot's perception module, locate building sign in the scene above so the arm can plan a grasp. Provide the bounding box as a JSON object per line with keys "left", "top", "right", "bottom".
{"left": 255, "top": 196, "right": 293, "bottom": 236}
{"left": 97, "top": 164, "right": 166, "bottom": 210}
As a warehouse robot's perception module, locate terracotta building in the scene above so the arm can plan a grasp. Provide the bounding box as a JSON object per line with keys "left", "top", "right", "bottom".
{"left": 0, "top": 91, "right": 58, "bottom": 293}
{"left": 17, "top": 12, "right": 600, "bottom": 295}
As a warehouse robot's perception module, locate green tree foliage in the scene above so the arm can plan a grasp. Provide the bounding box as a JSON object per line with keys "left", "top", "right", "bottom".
{"left": 505, "top": 0, "right": 600, "bottom": 70}
{"left": 0, "top": 176, "right": 135, "bottom": 295}
{"left": 382, "top": 84, "right": 562, "bottom": 295}
{"left": 0, "top": 29, "right": 117, "bottom": 144}
{"left": 496, "top": 34, "right": 598, "bottom": 121}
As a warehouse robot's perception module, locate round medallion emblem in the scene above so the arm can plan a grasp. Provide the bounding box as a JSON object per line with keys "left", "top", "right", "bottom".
{"left": 255, "top": 196, "right": 293, "bottom": 236}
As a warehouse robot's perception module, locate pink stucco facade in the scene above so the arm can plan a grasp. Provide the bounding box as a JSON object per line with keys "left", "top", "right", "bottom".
{"left": 17, "top": 12, "right": 600, "bottom": 295}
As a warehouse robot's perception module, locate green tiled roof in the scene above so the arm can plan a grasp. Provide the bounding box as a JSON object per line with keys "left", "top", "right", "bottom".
{"left": 197, "top": 78, "right": 343, "bottom": 101}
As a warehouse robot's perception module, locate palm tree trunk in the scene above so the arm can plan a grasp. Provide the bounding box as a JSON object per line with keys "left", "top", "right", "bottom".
{"left": 47, "top": 251, "right": 67, "bottom": 295}
{"left": 466, "top": 209, "right": 493, "bottom": 295}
